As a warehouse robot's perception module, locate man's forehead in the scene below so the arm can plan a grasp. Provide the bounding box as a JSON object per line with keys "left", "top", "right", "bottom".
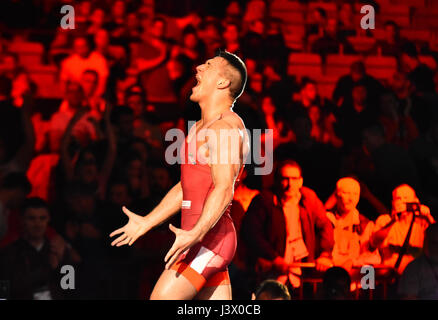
{"left": 337, "top": 178, "right": 360, "bottom": 192}
{"left": 207, "top": 56, "right": 227, "bottom": 66}
{"left": 281, "top": 165, "right": 301, "bottom": 176}
{"left": 394, "top": 185, "right": 415, "bottom": 198}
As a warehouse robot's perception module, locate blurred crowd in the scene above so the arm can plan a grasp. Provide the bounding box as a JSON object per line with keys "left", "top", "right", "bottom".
{"left": 0, "top": 0, "right": 437, "bottom": 300}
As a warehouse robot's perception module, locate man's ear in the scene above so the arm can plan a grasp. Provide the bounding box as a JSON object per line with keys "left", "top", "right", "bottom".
{"left": 217, "top": 78, "right": 231, "bottom": 90}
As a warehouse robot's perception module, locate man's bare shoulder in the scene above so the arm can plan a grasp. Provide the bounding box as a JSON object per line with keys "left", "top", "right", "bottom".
{"left": 208, "top": 112, "right": 246, "bottom": 131}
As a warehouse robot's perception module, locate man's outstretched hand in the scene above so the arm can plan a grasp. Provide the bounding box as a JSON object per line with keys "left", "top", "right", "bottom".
{"left": 164, "top": 224, "right": 202, "bottom": 270}
{"left": 109, "top": 206, "right": 151, "bottom": 247}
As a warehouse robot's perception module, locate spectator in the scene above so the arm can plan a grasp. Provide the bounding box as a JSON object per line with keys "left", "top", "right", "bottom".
{"left": 59, "top": 103, "right": 116, "bottom": 200}
{"left": 370, "top": 184, "right": 435, "bottom": 274}
{"left": 332, "top": 60, "right": 383, "bottom": 108}
{"left": 60, "top": 35, "right": 109, "bottom": 98}
{"left": 373, "top": 21, "right": 406, "bottom": 57}
{"left": 87, "top": 8, "right": 106, "bottom": 36}
{"left": 306, "top": 7, "right": 327, "bottom": 38}
{"left": 105, "top": 0, "right": 127, "bottom": 40}
{"left": 252, "top": 279, "right": 291, "bottom": 300}
{"left": 241, "top": 19, "right": 265, "bottom": 61}
{"left": 136, "top": 17, "right": 176, "bottom": 104}
{"left": 398, "top": 223, "right": 438, "bottom": 299}
{"left": 400, "top": 41, "right": 435, "bottom": 95}
{"left": 0, "top": 94, "right": 35, "bottom": 180}
{"left": 172, "top": 26, "right": 205, "bottom": 67}
{"left": 334, "top": 82, "right": 378, "bottom": 150}
{"left": 241, "top": 159, "right": 334, "bottom": 291}
{"left": 325, "top": 177, "right": 380, "bottom": 271}
{"left": 337, "top": 3, "right": 356, "bottom": 39}
{"left": 48, "top": 81, "right": 97, "bottom": 152}
{"left": 223, "top": 23, "right": 242, "bottom": 56}
{"left": 322, "top": 267, "right": 352, "bottom": 300}
{"left": 0, "top": 197, "right": 80, "bottom": 299}
{"left": 80, "top": 69, "right": 106, "bottom": 119}
{"left": 311, "top": 17, "right": 355, "bottom": 59}
{"left": 0, "top": 172, "right": 31, "bottom": 240}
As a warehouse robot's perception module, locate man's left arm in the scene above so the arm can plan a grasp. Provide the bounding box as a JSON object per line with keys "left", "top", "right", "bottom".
{"left": 164, "top": 122, "right": 242, "bottom": 269}
{"left": 305, "top": 190, "right": 334, "bottom": 271}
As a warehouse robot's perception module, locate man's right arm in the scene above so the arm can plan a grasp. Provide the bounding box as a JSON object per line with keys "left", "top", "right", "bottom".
{"left": 143, "top": 181, "right": 183, "bottom": 229}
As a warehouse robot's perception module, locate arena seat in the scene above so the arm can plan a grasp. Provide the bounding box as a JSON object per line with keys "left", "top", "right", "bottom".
{"left": 28, "top": 65, "right": 62, "bottom": 98}
{"left": 419, "top": 55, "right": 437, "bottom": 70}
{"left": 288, "top": 52, "right": 322, "bottom": 78}
{"left": 8, "top": 41, "right": 44, "bottom": 67}
{"left": 365, "top": 56, "right": 397, "bottom": 81}
{"left": 347, "top": 36, "right": 376, "bottom": 53}
{"left": 325, "top": 54, "right": 362, "bottom": 77}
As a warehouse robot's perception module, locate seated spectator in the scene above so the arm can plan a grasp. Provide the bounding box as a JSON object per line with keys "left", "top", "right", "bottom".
{"left": 400, "top": 41, "right": 435, "bottom": 95}
{"left": 372, "top": 21, "right": 407, "bottom": 57}
{"left": 311, "top": 17, "right": 355, "bottom": 59}
{"left": 326, "top": 177, "right": 380, "bottom": 271}
{"left": 59, "top": 104, "right": 116, "bottom": 200}
{"left": 48, "top": 81, "right": 97, "bottom": 152}
{"left": 104, "top": 0, "right": 127, "bottom": 40}
{"left": 0, "top": 197, "right": 79, "bottom": 299}
{"left": 241, "top": 19, "right": 265, "bottom": 61}
{"left": 223, "top": 1, "right": 243, "bottom": 25}
{"left": 60, "top": 35, "right": 109, "bottom": 98}
{"left": 378, "top": 91, "right": 419, "bottom": 148}
{"left": 334, "top": 82, "right": 378, "bottom": 150}
{"left": 198, "top": 19, "right": 223, "bottom": 59}
{"left": 80, "top": 69, "right": 106, "bottom": 119}
{"left": 136, "top": 17, "right": 176, "bottom": 104}
{"left": 398, "top": 223, "right": 438, "bottom": 299}
{"left": 332, "top": 60, "right": 384, "bottom": 108}
{"left": 322, "top": 267, "right": 352, "bottom": 300}
{"left": 0, "top": 172, "right": 31, "bottom": 241}
{"left": 252, "top": 279, "right": 291, "bottom": 300}
{"left": 306, "top": 7, "right": 327, "bottom": 38}
{"left": 241, "top": 159, "right": 334, "bottom": 291}
{"left": 261, "top": 95, "right": 294, "bottom": 149}
{"left": 370, "top": 184, "right": 436, "bottom": 274}
{"left": 223, "top": 22, "right": 242, "bottom": 56}
{"left": 86, "top": 7, "right": 106, "bottom": 36}
{"left": 0, "top": 93, "right": 34, "bottom": 180}
{"left": 171, "top": 26, "right": 205, "bottom": 66}
{"left": 337, "top": 3, "right": 356, "bottom": 39}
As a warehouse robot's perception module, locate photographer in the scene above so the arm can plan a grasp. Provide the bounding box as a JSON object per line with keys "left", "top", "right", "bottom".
{"left": 370, "top": 184, "right": 435, "bottom": 274}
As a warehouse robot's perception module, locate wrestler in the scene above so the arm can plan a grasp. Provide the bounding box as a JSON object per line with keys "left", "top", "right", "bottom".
{"left": 110, "top": 50, "right": 249, "bottom": 300}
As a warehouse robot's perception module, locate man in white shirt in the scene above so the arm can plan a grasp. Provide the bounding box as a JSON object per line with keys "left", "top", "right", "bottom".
{"left": 60, "top": 36, "right": 108, "bottom": 98}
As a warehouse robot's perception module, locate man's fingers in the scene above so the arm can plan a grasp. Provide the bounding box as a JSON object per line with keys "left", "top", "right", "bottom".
{"left": 169, "top": 224, "right": 179, "bottom": 234}
{"left": 122, "top": 206, "right": 135, "bottom": 217}
{"left": 164, "top": 243, "right": 178, "bottom": 263}
{"left": 128, "top": 235, "right": 139, "bottom": 246}
{"left": 116, "top": 237, "right": 131, "bottom": 247}
{"left": 165, "top": 248, "right": 182, "bottom": 270}
{"left": 109, "top": 227, "right": 124, "bottom": 238}
{"left": 111, "top": 233, "right": 128, "bottom": 246}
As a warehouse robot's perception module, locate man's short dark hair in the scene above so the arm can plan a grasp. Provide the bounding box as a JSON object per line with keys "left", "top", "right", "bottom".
{"left": 0, "top": 172, "right": 31, "bottom": 194}
{"left": 274, "top": 159, "right": 303, "bottom": 180}
{"left": 21, "top": 197, "right": 50, "bottom": 216}
{"left": 323, "top": 267, "right": 351, "bottom": 300}
{"left": 215, "top": 49, "right": 247, "bottom": 100}
{"left": 255, "top": 279, "right": 291, "bottom": 300}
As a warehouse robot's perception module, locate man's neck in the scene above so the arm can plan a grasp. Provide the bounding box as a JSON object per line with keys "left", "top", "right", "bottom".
{"left": 199, "top": 98, "right": 233, "bottom": 125}
{"left": 24, "top": 236, "right": 45, "bottom": 251}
